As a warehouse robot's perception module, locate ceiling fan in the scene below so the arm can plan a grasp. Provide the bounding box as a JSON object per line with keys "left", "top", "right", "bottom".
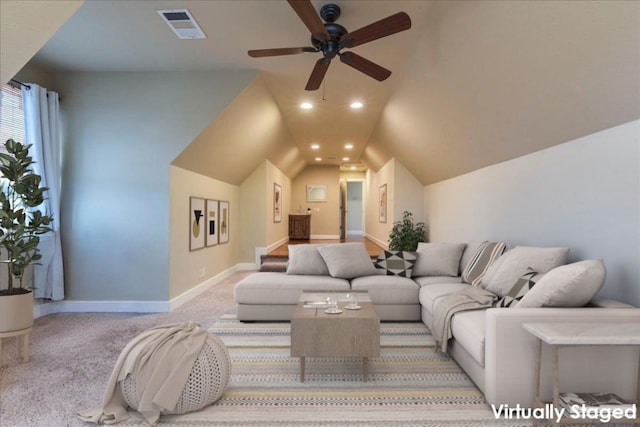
{"left": 248, "top": 0, "right": 412, "bottom": 91}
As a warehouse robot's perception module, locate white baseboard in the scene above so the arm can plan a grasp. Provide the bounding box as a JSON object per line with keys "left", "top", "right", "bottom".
{"left": 346, "top": 230, "right": 363, "bottom": 236}
{"left": 33, "top": 263, "right": 257, "bottom": 319}
{"left": 364, "top": 233, "right": 388, "bottom": 250}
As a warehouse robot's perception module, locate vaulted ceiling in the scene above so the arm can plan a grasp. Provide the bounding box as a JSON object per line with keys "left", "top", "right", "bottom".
{"left": 4, "top": 0, "right": 639, "bottom": 185}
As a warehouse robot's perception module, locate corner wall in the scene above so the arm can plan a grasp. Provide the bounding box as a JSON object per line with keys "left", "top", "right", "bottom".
{"left": 424, "top": 121, "right": 640, "bottom": 307}
{"left": 169, "top": 166, "right": 241, "bottom": 300}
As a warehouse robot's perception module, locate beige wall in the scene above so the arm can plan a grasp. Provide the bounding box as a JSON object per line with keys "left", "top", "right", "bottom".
{"left": 266, "top": 160, "right": 291, "bottom": 246}
{"left": 364, "top": 158, "right": 425, "bottom": 247}
{"left": 169, "top": 166, "right": 241, "bottom": 300}
{"left": 291, "top": 165, "right": 341, "bottom": 238}
{"left": 365, "top": 160, "right": 394, "bottom": 248}
{"left": 239, "top": 160, "right": 291, "bottom": 263}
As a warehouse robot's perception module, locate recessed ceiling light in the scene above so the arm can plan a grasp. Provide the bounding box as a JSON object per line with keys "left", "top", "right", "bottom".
{"left": 311, "top": 143, "right": 320, "bottom": 150}
{"left": 300, "top": 102, "right": 313, "bottom": 110}
{"left": 350, "top": 166, "right": 357, "bottom": 170}
{"left": 344, "top": 143, "right": 354, "bottom": 150}
{"left": 342, "top": 157, "right": 350, "bottom": 161}
{"left": 350, "top": 101, "right": 363, "bottom": 109}
{"left": 315, "top": 157, "right": 322, "bottom": 161}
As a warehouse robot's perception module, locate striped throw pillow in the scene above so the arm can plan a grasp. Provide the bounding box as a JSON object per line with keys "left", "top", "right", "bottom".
{"left": 461, "top": 241, "right": 506, "bottom": 286}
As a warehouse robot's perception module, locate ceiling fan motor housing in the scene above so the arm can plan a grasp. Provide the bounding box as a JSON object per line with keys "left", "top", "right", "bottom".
{"left": 311, "top": 4, "right": 347, "bottom": 59}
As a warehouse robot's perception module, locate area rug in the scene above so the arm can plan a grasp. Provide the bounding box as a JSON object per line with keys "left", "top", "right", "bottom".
{"left": 115, "top": 316, "right": 539, "bottom": 427}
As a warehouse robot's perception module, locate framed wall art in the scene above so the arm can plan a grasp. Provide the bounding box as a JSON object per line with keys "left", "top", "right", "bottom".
{"left": 189, "top": 197, "right": 205, "bottom": 251}
{"left": 219, "top": 200, "right": 230, "bottom": 244}
{"left": 273, "top": 183, "right": 282, "bottom": 223}
{"left": 306, "top": 184, "right": 327, "bottom": 202}
{"left": 205, "top": 199, "right": 219, "bottom": 247}
{"left": 379, "top": 184, "right": 387, "bottom": 223}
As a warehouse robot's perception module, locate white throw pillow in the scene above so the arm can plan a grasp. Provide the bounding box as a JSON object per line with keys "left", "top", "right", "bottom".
{"left": 317, "top": 243, "right": 377, "bottom": 279}
{"left": 480, "top": 246, "right": 569, "bottom": 297}
{"left": 412, "top": 242, "right": 466, "bottom": 277}
{"left": 286, "top": 244, "right": 329, "bottom": 275}
{"left": 516, "top": 259, "right": 606, "bottom": 308}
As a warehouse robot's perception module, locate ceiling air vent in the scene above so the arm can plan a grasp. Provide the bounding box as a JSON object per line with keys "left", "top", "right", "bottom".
{"left": 157, "top": 9, "right": 206, "bottom": 39}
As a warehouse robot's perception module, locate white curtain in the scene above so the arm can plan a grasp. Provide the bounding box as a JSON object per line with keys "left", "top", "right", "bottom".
{"left": 22, "top": 84, "right": 64, "bottom": 300}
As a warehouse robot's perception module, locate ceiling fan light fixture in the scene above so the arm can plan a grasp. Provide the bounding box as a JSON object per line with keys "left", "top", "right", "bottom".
{"left": 300, "top": 102, "right": 313, "bottom": 109}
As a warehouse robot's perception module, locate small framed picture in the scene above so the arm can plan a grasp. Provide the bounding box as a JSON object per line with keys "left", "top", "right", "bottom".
{"left": 189, "top": 197, "right": 205, "bottom": 251}
{"left": 274, "top": 183, "right": 282, "bottom": 223}
{"left": 219, "top": 201, "right": 230, "bottom": 244}
{"left": 379, "top": 184, "right": 387, "bottom": 223}
{"left": 205, "top": 199, "right": 219, "bottom": 247}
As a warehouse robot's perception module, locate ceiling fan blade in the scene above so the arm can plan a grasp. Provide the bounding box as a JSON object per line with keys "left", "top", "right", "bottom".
{"left": 340, "top": 12, "right": 411, "bottom": 48}
{"left": 248, "top": 47, "right": 316, "bottom": 58}
{"left": 287, "top": 0, "right": 329, "bottom": 43}
{"left": 305, "top": 58, "right": 331, "bottom": 91}
{"left": 339, "top": 52, "right": 391, "bottom": 81}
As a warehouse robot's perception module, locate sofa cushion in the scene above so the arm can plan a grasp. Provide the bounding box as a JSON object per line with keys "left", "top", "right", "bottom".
{"left": 516, "top": 259, "right": 606, "bottom": 308}
{"left": 234, "top": 272, "right": 350, "bottom": 305}
{"left": 413, "top": 242, "right": 466, "bottom": 277}
{"left": 494, "top": 269, "right": 544, "bottom": 308}
{"left": 317, "top": 243, "right": 377, "bottom": 279}
{"left": 350, "top": 275, "right": 419, "bottom": 305}
{"left": 461, "top": 241, "right": 506, "bottom": 286}
{"left": 419, "top": 283, "right": 472, "bottom": 315}
{"left": 450, "top": 310, "right": 486, "bottom": 367}
{"left": 286, "top": 244, "right": 329, "bottom": 276}
{"left": 413, "top": 276, "right": 463, "bottom": 287}
{"left": 480, "top": 246, "right": 569, "bottom": 297}
{"left": 375, "top": 250, "right": 418, "bottom": 277}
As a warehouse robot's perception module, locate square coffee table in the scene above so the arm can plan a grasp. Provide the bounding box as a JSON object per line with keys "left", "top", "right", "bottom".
{"left": 290, "top": 291, "right": 380, "bottom": 382}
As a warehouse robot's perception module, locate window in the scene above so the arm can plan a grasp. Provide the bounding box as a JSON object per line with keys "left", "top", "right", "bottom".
{"left": 0, "top": 84, "right": 26, "bottom": 152}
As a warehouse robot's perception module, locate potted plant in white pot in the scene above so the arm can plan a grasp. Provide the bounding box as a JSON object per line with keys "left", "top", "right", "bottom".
{"left": 0, "top": 139, "right": 53, "bottom": 333}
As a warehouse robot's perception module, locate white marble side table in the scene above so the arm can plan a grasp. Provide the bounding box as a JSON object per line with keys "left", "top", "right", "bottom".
{"left": 523, "top": 322, "right": 640, "bottom": 426}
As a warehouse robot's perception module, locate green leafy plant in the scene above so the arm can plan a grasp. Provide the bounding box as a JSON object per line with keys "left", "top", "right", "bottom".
{"left": 388, "top": 211, "right": 427, "bottom": 251}
{"left": 0, "top": 139, "right": 53, "bottom": 295}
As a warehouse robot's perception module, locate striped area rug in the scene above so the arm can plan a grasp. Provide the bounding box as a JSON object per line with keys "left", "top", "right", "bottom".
{"left": 126, "top": 316, "right": 534, "bottom": 426}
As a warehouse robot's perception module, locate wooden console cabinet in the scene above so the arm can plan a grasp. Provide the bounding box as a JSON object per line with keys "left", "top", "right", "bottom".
{"left": 289, "top": 214, "right": 310, "bottom": 240}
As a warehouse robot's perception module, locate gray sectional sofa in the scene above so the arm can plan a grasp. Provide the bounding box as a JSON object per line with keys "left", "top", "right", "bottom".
{"left": 234, "top": 241, "right": 640, "bottom": 407}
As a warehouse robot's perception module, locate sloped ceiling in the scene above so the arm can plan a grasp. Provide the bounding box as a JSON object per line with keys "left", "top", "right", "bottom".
{"left": 6, "top": 1, "right": 640, "bottom": 186}
{"left": 370, "top": 0, "right": 640, "bottom": 184}
{"left": 172, "top": 75, "right": 306, "bottom": 185}
{"left": 0, "top": 0, "right": 83, "bottom": 84}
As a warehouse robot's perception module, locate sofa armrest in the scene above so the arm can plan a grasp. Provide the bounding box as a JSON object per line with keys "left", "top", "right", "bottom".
{"left": 483, "top": 307, "right": 640, "bottom": 406}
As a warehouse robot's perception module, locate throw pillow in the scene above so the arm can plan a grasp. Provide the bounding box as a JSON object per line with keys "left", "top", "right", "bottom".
{"left": 480, "top": 246, "right": 569, "bottom": 297}
{"left": 375, "top": 250, "right": 418, "bottom": 277}
{"left": 461, "top": 241, "right": 506, "bottom": 286}
{"left": 286, "top": 244, "right": 329, "bottom": 275}
{"left": 412, "top": 242, "right": 466, "bottom": 277}
{"left": 459, "top": 241, "right": 488, "bottom": 275}
{"left": 516, "top": 259, "right": 606, "bottom": 308}
{"left": 494, "top": 269, "right": 543, "bottom": 307}
{"left": 317, "top": 243, "right": 377, "bottom": 279}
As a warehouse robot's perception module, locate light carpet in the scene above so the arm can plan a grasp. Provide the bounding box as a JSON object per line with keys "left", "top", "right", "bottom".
{"left": 116, "top": 316, "right": 533, "bottom": 427}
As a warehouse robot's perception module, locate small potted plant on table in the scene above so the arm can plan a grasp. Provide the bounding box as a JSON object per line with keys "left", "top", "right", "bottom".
{"left": 0, "top": 139, "right": 53, "bottom": 334}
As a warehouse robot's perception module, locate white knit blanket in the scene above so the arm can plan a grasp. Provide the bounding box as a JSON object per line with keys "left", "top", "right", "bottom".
{"left": 77, "top": 322, "right": 207, "bottom": 426}
{"left": 432, "top": 287, "right": 497, "bottom": 352}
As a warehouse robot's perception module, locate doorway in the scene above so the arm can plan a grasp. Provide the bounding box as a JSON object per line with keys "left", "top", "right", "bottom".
{"left": 345, "top": 180, "right": 364, "bottom": 237}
